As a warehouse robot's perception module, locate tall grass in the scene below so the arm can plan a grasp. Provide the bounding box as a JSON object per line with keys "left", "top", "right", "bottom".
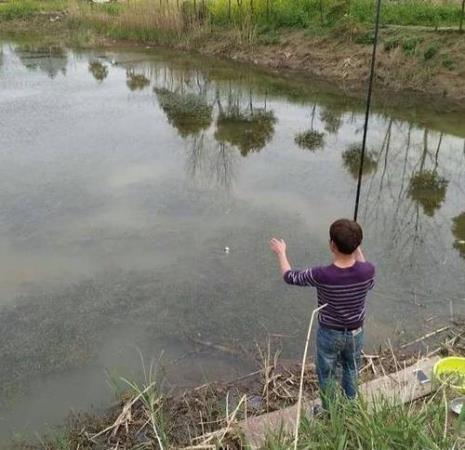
{"left": 118, "top": 364, "right": 169, "bottom": 449}
{"left": 264, "top": 390, "right": 465, "bottom": 449}
{"left": 1, "top": 0, "right": 463, "bottom": 33}
{"left": 210, "top": 0, "right": 464, "bottom": 28}
{"left": 68, "top": 0, "right": 187, "bottom": 43}
{"left": 32, "top": 376, "right": 465, "bottom": 449}
{"left": 0, "top": 1, "right": 38, "bottom": 20}
{"left": 0, "top": 0, "right": 68, "bottom": 20}
{"left": 65, "top": 0, "right": 465, "bottom": 46}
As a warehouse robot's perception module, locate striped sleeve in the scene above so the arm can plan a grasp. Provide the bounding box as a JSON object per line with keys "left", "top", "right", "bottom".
{"left": 367, "top": 263, "right": 376, "bottom": 290}
{"left": 283, "top": 268, "right": 318, "bottom": 287}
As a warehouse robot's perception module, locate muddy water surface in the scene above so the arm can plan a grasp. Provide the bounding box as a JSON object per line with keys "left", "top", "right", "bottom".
{"left": 0, "top": 41, "right": 465, "bottom": 442}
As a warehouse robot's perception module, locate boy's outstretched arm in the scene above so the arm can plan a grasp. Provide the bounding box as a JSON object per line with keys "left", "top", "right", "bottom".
{"left": 269, "top": 238, "right": 317, "bottom": 286}
{"left": 269, "top": 238, "right": 291, "bottom": 275}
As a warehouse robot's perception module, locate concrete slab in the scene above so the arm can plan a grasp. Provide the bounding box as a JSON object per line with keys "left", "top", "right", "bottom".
{"left": 239, "top": 356, "right": 440, "bottom": 448}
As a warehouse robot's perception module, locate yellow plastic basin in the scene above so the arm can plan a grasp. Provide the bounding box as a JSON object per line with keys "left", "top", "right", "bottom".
{"left": 434, "top": 357, "right": 465, "bottom": 393}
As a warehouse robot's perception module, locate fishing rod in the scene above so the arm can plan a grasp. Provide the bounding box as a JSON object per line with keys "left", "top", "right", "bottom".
{"left": 293, "top": 8, "right": 384, "bottom": 444}
{"left": 353, "top": 0, "right": 383, "bottom": 222}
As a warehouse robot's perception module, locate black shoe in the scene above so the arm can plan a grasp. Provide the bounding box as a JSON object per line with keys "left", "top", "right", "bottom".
{"left": 311, "top": 403, "right": 327, "bottom": 418}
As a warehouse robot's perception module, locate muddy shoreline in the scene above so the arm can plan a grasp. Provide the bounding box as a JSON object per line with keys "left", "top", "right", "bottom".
{"left": 183, "top": 28, "right": 465, "bottom": 104}
{"left": 16, "top": 323, "right": 464, "bottom": 449}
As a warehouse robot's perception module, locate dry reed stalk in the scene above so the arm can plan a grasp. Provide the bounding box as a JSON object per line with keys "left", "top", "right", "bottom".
{"left": 70, "top": 0, "right": 185, "bottom": 36}
{"left": 195, "top": 394, "right": 247, "bottom": 446}
{"left": 293, "top": 303, "right": 327, "bottom": 450}
{"left": 181, "top": 446, "right": 216, "bottom": 450}
{"left": 257, "top": 339, "right": 275, "bottom": 410}
{"left": 91, "top": 380, "right": 157, "bottom": 440}
{"left": 192, "top": 368, "right": 263, "bottom": 392}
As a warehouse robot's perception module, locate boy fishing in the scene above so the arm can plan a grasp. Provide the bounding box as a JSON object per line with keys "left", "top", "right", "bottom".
{"left": 270, "top": 218, "right": 375, "bottom": 408}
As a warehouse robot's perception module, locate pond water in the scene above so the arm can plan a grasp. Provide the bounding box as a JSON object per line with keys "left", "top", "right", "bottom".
{"left": 0, "top": 40, "right": 464, "bottom": 442}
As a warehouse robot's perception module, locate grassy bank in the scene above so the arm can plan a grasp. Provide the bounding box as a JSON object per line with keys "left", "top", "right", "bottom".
{"left": 0, "top": 0, "right": 67, "bottom": 20}
{"left": 265, "top": 392, "right": 464, "bottom": 449}
{"left": 26, "top": 386, "right": 465, "bottom": 449}
{"left": 1, "top": 0, "right": 465, "bottom": 101}
{"left": 4, "top": 0, "right": 461, "bottom": 31}
{"left": 64, "top": 0, "right": 465, "bottom": 44}
{"left": 16, "top": 335, "right": 465, "bottom": 449}
{"left": 2, "top": 0, "right": 465, "bottom": 43}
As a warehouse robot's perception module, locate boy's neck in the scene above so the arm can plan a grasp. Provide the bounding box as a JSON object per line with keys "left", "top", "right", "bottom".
{"left": 333, "top": 253, "right": 356, "bottom": 268}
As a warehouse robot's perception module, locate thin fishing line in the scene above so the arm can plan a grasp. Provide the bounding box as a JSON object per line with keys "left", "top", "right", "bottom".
{"left": 353, "top": 0, "right": 383, "bottom": 222}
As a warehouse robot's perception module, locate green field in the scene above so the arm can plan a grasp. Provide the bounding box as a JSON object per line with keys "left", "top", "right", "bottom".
{"left": 0, "top": 0, "right": 67, "bottom": 20}
{"left": 1, "top": 0, "right": 464, "bottom": 31}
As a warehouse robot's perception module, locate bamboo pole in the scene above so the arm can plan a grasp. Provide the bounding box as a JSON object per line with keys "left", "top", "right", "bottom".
{"left": 400, "top": 326, "right": 449, "bottom": 349}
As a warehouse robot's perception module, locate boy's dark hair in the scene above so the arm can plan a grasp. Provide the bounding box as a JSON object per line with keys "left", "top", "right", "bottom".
{"left": 329, "top": 219, "right": 363, "bottom": 255}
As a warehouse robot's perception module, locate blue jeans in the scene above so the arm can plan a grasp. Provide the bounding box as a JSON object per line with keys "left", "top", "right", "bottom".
{"left": 316, "top": 325, "right": 364, "bottom": 407}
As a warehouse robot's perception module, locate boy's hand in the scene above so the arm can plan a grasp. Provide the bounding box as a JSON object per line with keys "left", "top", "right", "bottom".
{"left": 270, "top": 238, "right": 287, "bottom": 256}
{"left": 270, "top": 238, "right": 291, "bottom": 275}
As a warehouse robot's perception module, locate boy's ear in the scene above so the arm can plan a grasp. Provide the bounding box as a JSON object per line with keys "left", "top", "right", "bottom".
{"left": 329, "top": 240, "right": 337, "bottom": 253}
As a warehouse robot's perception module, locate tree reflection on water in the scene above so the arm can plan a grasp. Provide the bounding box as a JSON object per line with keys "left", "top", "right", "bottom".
{"left": 319, "top": 107, "right": 343, "bottom": 134}
{"left": 452, "top": 213, "right": 465, "bottom": 260}
{"left": 407, "top": 131, "right": 448, "bottom": 218}
{"left": 14, "top": 44, "right": 67, "bottom": 79}
{"left": 88, "top": 61, "right": 109, "bottom": 82}
{"left": 294, "top": 104, "right": 325, "bottom": 151}
{"left": 342, "top": 144, "right": 378, "bottom": 179}
{"left": 214, "top": 88, "right": 276, "bottom": 157}
{"left": 186, "top": 132, "right": 237, "bottom": 191}
{"left": 155, "top": 87, "right": 213, "bottom": 138}
{"left": 215, "top": 109, "right": 276, "bottom": 157}
{"left": 126, "top": 70, "right": 150, "bottom": 91}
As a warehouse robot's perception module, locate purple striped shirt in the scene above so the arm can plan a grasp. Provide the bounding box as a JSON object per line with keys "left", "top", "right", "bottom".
{"left": 283, "top": 261, "right": 375, "bottom": 330}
